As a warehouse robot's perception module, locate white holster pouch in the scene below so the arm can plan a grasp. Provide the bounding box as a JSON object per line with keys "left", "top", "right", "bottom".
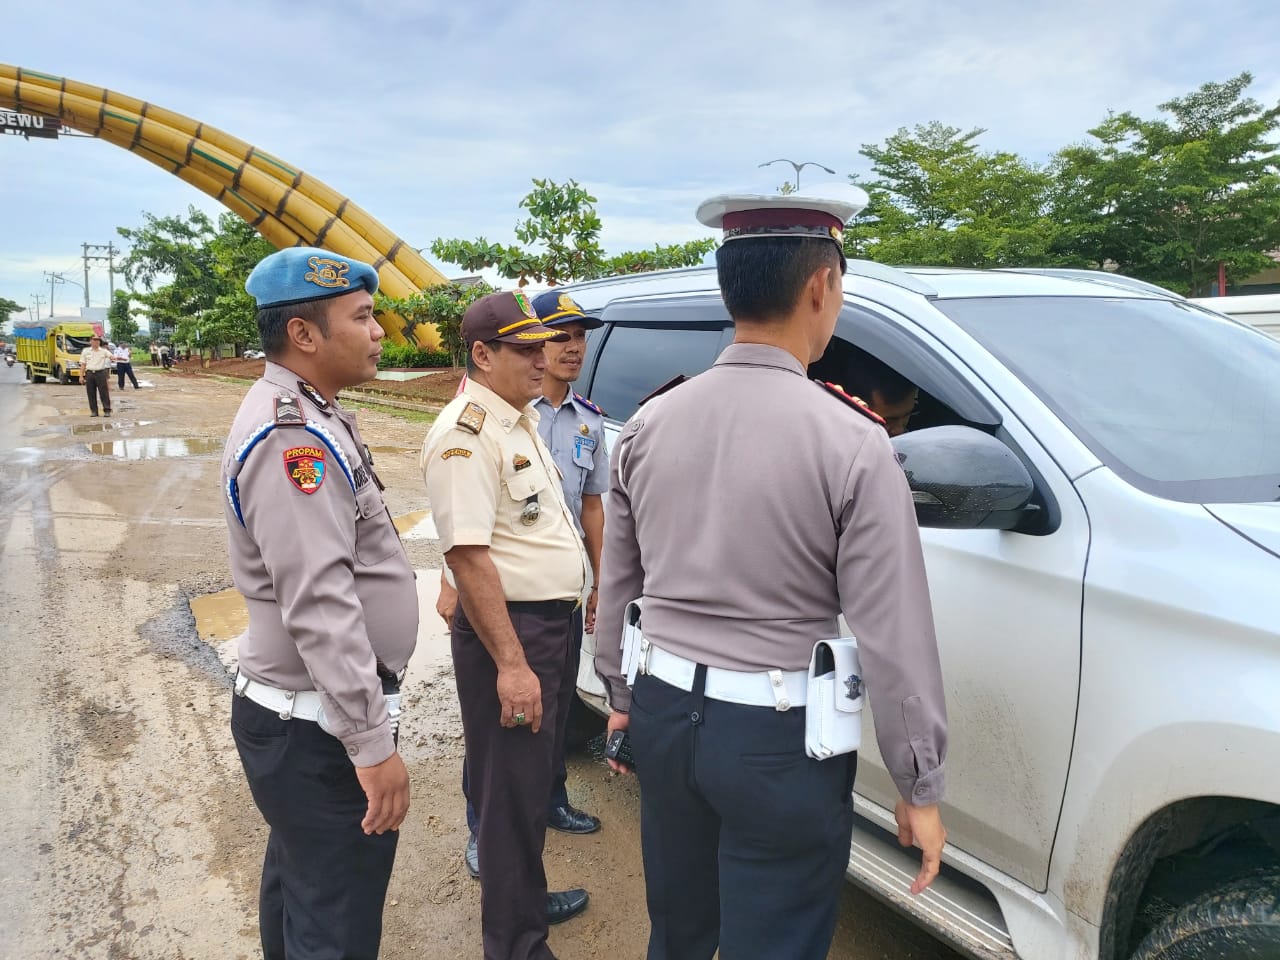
{"left": 804, "top": 637, "right": 864, "bottom": 760}
{"left": 620, "top": 598, "right": 646, "bottom": 687}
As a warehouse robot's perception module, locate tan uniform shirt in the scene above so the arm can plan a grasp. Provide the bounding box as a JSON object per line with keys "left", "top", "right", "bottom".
{"left": 221, "top": 361, "right": 418, "bottom": 767}
{"left": 80, "top": 346, "right": 114, "bottom": 372}
{"left": 422, "top": 380, "right": 586, "bottom": 602}
{"left": 595, "top": 343, "right": 948, "bottom": 805}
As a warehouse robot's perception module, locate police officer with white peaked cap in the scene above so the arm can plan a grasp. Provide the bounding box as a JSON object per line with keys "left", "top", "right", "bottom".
{"left": 595, "top": 184, "right": 949, "bottom": 960}
{"left": 421, "top": 291, "right": 592, "bottom": 960}
{"left": 222, "top": 247, "right": 418, "bottom": 960}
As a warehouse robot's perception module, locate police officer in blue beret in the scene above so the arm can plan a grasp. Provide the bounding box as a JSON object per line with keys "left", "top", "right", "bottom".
{"left": 223, "top": 247, "right": 418, "bottom": 960}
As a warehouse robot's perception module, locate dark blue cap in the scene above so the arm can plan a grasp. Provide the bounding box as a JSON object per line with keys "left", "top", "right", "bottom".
{"left": 531, "top": 290, "right": 602, "bottom": 329}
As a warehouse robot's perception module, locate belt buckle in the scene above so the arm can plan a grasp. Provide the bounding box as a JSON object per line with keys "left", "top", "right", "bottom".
{"left": 639, "top": 637, "right": 653, "bottom": 675}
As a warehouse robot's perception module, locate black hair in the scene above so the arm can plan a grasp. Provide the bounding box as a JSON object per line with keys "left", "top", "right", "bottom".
{"left": 716, "top": 237, "right": 843, "bottom": 323}
{"left": 844, "top": 348, "right": 916, "bottom": 405}
{"left": 465, "top": 338, "right": 503, "bottom": 374}
{"left": 257, "top": 299, "right": 331, "bottom": 357}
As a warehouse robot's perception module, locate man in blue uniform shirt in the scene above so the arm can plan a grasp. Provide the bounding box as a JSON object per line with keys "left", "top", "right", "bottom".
{"left": 438, "top": 289, "right": 609, "bottom": 882}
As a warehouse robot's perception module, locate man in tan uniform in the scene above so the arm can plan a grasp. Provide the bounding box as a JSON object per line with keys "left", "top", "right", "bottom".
{"left": 421, "top": 291, "right": 590, "bottom": 960}
{"left": 80, "top": 334, "right": 114, "bottom": 416}
{"left": 595, "top": 186, "right": 949, "bottom": 960}
{"left": 222, "top": 247, "right": 418, "bottom": 960}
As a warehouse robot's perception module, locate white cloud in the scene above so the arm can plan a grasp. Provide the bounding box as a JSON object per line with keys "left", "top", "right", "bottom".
{"left": 2, "top": 0, "right": 1278, "bottom": 306}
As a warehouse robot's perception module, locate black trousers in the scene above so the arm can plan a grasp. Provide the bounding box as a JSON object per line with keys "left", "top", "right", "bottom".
{"left": 452, "top": 600, "right": 576, "bottom": 960}
{"left": 84, "top": 369, "right": 111, "bottom": 414}
{"left": 630, "top": 671, "right": 857, "bottom": 960}
{"left": 116, "top": 361, "right": 139, "bottom": 389}
{"left": 231, "top": 694, "right": 399, "bottom": 960}
{"left": 463, "top": 607, "right": 583, "bottom": 831}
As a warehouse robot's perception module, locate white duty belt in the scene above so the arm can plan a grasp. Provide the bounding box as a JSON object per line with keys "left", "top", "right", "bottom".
{"left": 642, "top": 643, "right": 809, "bottom": 711}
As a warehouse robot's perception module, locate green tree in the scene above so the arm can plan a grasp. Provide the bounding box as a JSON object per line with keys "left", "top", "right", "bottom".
{"left": 0, "top": 296, "right": 23, "bottom": 332}
{"left": 848, "top": 122, "right": 1063, "bottom": 267}
{"left": 107, "top": 290, "right": 140, "bottom": 344}
{"left": 377, "top": 280, "right": 496, "bottom": 368}
{"left": 1052, "top": 73, "right": 1280, "bottom": 295}
{"left": 432, "top": 178, "right": 712, "bottom": 284}
{"left": 117, "top": 207, "right": 271, "bottom": 356}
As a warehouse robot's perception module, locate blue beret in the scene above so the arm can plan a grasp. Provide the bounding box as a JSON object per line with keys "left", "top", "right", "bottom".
{"left": 245, "top": 247, "right": 379, "bottom": 309}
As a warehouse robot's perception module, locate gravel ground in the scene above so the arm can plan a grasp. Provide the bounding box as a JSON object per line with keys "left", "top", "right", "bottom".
{"left": 0, "top": 362, "right": 960, "bottom": 960}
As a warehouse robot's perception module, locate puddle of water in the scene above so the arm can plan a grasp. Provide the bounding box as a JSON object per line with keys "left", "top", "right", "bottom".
{"left": 87, "top": 437, "right": 223, "bottom": 459}
{"left": 69, "top": 421, "right": 122, "bottom": 435}
{"left": 190, "top": 568, "right": 451, "bottom": 661}
{"left": 190, "top": 588, "right": 248, "bottom": 643}
{"left": 393, "top": 509, "right": 439, "bottom": 540}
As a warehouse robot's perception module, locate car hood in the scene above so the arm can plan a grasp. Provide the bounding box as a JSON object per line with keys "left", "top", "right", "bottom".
{"left": 1206, "top": 502, "right": 1280, "bottom": 560}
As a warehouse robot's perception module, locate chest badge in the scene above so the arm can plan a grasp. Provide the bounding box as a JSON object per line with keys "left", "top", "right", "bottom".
{"left": 513, "top": 454, "right": 531, "bottom": 471}
{"left": 519, "top": 495, "right": 541, "bottom": 525}
{"left": 283, "top": 445, "right": 326, "bottom": 494}
{"left": 579, "top": 423, "right": 590, "bottom": 436}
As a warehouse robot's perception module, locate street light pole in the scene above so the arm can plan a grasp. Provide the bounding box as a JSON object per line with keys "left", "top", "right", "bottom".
{"left": 758, "top": 158, "right": 837, "bottom": 192}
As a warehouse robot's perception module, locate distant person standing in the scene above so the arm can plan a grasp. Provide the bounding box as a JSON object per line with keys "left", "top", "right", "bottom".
{"left": 160, "top": 344, "right": 172, "bottom": 369}
{"left": 150, "top": 342, "right": 161, "bottom": 367}
{"left": 113, "top": 342, "right": 140, "bottom": 390}
{"left": 80, "top": 335, "right": 114, "bottom": 417}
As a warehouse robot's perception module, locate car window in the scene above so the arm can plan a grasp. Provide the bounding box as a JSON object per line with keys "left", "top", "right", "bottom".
{"left": 937, "top": 295, "right": 1280, "bottom": 503}
{"left": 587, "top": 299, "right": 732, "bottom": 421}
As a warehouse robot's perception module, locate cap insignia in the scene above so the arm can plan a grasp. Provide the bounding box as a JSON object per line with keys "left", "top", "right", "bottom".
{"left": 513, "top": 290, "right": 538, "bottom": 320}
{"left": 304, "top": 256, "right": 351, "bottom": 290}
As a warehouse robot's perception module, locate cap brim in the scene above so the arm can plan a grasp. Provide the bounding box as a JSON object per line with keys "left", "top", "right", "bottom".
{"left": 493, "top": 323, "right": 571, "bottom": 343}
{"left": 545, "top": 314, "right": 603, "bottom": 330}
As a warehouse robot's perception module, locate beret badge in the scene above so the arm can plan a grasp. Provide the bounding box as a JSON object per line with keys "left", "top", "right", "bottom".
{"left": 305, "top": 256, "right": 351, "bottom": 290}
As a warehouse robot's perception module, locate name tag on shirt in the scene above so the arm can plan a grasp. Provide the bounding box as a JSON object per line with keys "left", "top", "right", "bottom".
{"left": 574, "top": 435, "right": 596, "bottom": 456}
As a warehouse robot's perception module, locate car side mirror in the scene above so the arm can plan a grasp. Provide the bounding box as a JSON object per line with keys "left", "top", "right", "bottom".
{"left": 891, "top": 426, "right": 1035, "bottom": 530}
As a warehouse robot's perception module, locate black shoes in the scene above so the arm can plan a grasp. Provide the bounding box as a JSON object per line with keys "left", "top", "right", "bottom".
{"left": 464, "top": 833, "right": 479, "bottom": 879}
{"left": 546, "top": 889, "right": 589, "bottom": 925}
{"left": 547, "top": 803, "right": 601, "bottom": 835}
{"left": 465, "top": 833, "right": 589, "bottom": 924}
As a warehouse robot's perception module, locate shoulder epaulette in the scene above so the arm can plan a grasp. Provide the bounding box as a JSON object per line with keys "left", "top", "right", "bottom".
{"left": 637, "top": 375, "right": 687, "bottom": 408}
{"left": 573, "top": 392, "right": 605, "bottom": 417}
{"left": 814, "top": 379, "right": 887, "bottom": 427}
{"left": 273, "top": 394, "right": 306, "bottom": 427}
{"left": 457, "top": 401, "right": 487, "bottom": 435}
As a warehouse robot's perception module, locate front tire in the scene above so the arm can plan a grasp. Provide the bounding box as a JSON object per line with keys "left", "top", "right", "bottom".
{"left": 1131, "top": 870, "right": 1280, "bottom": 960}
{"left": 57, "top": 366, "right": 70, "bottom": 385}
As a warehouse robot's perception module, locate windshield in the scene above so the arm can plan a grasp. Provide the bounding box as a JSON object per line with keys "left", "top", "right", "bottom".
{"left": 65, "top": 335, "right": 94, "bottom": 352}
{"left": 936, "top": 296, "right": 1280, "bottom": 503}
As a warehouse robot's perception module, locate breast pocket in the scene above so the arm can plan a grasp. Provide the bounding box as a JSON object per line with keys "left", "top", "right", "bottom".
{"left": 355, "top": 486, "right": 400, "bottom": 565}
{"left": 503, "top": 470, "right": 549, "bottom": 536}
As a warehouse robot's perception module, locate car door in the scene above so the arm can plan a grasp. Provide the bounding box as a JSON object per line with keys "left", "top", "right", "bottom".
{"left": 833, "top": 301, "right": 1089, "bottom": 892}
{"left": 573, "top": 295, "right": 735, "bottom": 708}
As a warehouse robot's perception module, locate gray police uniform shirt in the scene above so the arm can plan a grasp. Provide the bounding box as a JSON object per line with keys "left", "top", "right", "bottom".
{"left": 221, "top": 361, "right": 418, "bottom": 768}
{"left": 595, "top": 342, "right": 948, "bottom": 806}
{"left": 531, "top": 392, "right": 609, "bottom": 534}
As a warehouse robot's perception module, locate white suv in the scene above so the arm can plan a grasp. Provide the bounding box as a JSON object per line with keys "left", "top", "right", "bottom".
{"left": 564, "top": 263, "right": 1280, "bottom": 960}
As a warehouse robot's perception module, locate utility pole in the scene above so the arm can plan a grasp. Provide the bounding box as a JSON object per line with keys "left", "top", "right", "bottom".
{"left": 31, "top": 294, "right": 45, "bottom": 321}
{"left": 82, "top": 242, "right": 119, "bottom": 306}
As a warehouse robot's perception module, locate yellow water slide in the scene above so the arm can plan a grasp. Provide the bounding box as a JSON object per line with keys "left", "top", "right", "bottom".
{"left": 0, "top": 64, "right": 446, "bottom": 347}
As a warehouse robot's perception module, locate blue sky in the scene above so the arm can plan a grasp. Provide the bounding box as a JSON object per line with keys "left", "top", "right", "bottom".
{"left": 3, "top": 0, "right": 1279, "bottom": 324}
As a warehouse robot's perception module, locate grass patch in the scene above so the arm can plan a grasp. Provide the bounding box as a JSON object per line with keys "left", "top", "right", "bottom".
{"left": 347, "top": 399, "right": 438, "bottom": 425}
